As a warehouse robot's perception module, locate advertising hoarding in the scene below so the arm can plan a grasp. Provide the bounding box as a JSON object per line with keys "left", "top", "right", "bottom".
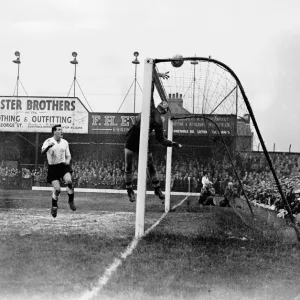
{"left": 0, "top": 96, "right": 89, "bottom": 133}
{"left": 172, "top": 114, "right": 236, "bottom": 136}
{"left": 89, "top": 113, "right": 235, "bottom": 136}
{"left": 89, "top": 113, "right": 138, "bottom": 135}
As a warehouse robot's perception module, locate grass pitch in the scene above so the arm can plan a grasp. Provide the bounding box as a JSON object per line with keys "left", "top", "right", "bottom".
{"left": 0, "top": 190, "right": 300, "bottom": 300}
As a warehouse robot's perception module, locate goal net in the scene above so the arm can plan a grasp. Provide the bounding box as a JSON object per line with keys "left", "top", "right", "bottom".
{"left": 135, "top": 56, "right": 299, "bottom": 240}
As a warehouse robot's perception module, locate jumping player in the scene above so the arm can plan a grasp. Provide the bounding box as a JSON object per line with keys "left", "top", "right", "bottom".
{"left": 124, "top": 96, "right": 182, "bottom": 203}
{"left": 41, "top": 124, "right": 76, "bottom": 218}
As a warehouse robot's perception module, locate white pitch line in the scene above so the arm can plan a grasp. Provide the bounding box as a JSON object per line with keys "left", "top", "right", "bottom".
{"left": 79, "top": 196, "right": 189, "bottom": 300}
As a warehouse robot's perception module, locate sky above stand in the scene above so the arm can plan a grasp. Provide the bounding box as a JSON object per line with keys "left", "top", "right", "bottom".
{"left": 1, "top": 0, "right": 300, "bottom": 152}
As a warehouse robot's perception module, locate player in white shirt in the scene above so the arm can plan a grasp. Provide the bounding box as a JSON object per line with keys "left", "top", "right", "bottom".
{"left": 201, "top": 172, "right": 212, "bottom": 188}
{"left": 41, "top": 124, "right": 76, "bottom": 218}
{"left": 199, "top": 171, "right": 215, "bottom": 206}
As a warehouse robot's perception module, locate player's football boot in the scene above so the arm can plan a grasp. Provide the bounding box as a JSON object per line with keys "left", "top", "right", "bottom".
{"left": 154, "top": 188, "right": 165, "bottom": 201}
{"left": 68, "top": 201, "right": 77, "bottom": 211}
{"left": 51, "top": 206, "right": 58, "bottom": 218}
{"left": 127, "top": 189, "right": 136, "bottom": 202}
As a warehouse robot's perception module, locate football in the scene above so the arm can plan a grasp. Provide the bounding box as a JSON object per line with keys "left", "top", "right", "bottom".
{"left": 171, "top": 54, "right": 184, "bottom": 68}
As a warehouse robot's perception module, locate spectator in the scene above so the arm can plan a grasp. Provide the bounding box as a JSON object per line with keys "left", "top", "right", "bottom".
{"left": 198, "top": 183, "right": 215, "bottom": 206}
{"left": 201, "top": 171, "right": 212, "bottom": 189}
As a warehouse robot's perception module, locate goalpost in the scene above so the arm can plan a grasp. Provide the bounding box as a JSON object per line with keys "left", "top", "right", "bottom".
{"left": 135, "top": 59, "right": 153, "bottom": 238}
{"left": 135, "top": 56, "right": 300, "bottom": 240}
{"left": 135, "top": 58, "right": 176, "bottom": 238}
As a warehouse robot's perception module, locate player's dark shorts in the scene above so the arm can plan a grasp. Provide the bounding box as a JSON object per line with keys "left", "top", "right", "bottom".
{"left": 125, "top": 127, "right": 139, "bottom": 153}
{"left": 47, "top": 163, "right": 73, "bottom": 183}
{"left": 125, "top": 140, "right": 138, "bottom": 153}
{"left": 125, "top": 128, "right": 154, "bottom": 153}
{"left": 125, "top": 139, "right": 154, "bottom": 153}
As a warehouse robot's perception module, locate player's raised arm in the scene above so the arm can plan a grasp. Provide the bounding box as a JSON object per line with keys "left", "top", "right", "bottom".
{"left": 41, "top": 140, "right": 55, "bottom": 154}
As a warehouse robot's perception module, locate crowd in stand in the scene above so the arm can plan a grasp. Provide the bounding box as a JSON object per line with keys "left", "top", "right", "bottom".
{"left": 0, "top": 163, "right": 35, "bottom": 189}
{"left": 232, "top": 152, "right": 300, "bottom": 218}
{"left": 1, "top": 148, "right": 300, "bottom": 219}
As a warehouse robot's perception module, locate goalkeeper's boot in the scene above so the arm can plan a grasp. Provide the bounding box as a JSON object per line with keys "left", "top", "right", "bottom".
{"left": 127, "top": 189, "right": 136, "bottom": 203}
{"left": 51, "top": 206, "right": 58, "bottom": 218}
{"left": 68, "top": 200, "right": 77, "bottom": 211}
{"left": 155, "top": 187, "right": 165, "bottom": 202}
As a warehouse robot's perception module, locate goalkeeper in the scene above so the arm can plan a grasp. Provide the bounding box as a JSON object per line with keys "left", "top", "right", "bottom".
{"left": 124, "top": 95, "right": 182, "bottom": 203}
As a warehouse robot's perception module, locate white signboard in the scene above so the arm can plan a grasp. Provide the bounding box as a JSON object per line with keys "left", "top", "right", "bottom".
{"left": 0, "top": 96, "right": 89, "bottom": 133}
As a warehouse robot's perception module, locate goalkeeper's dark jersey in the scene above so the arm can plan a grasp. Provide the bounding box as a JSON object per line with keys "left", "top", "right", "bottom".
{"left": 125, "top": 107, "right": 173, "bottom": 152}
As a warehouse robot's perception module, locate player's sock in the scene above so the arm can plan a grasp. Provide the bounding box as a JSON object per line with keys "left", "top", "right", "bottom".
{"left": 52, "top": 198, "right": 58, "bottom": 207}
{"left": 68, "top": 193, "right": 76, "bottom": 211}
{"left": 68, "top": 193, "right": 74, "bottom": 202}
{"left": 51, "top": 199, "right": 58, "bottom": 218}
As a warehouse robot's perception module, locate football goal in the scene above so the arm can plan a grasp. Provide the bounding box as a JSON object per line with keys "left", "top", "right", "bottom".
{"left": 135, "top": 56, "right": 299, "bottom": 240}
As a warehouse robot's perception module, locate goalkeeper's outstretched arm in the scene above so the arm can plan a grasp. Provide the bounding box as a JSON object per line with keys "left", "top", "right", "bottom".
{"left": 153, "top": 115, "right": 182, "bottom": 148}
